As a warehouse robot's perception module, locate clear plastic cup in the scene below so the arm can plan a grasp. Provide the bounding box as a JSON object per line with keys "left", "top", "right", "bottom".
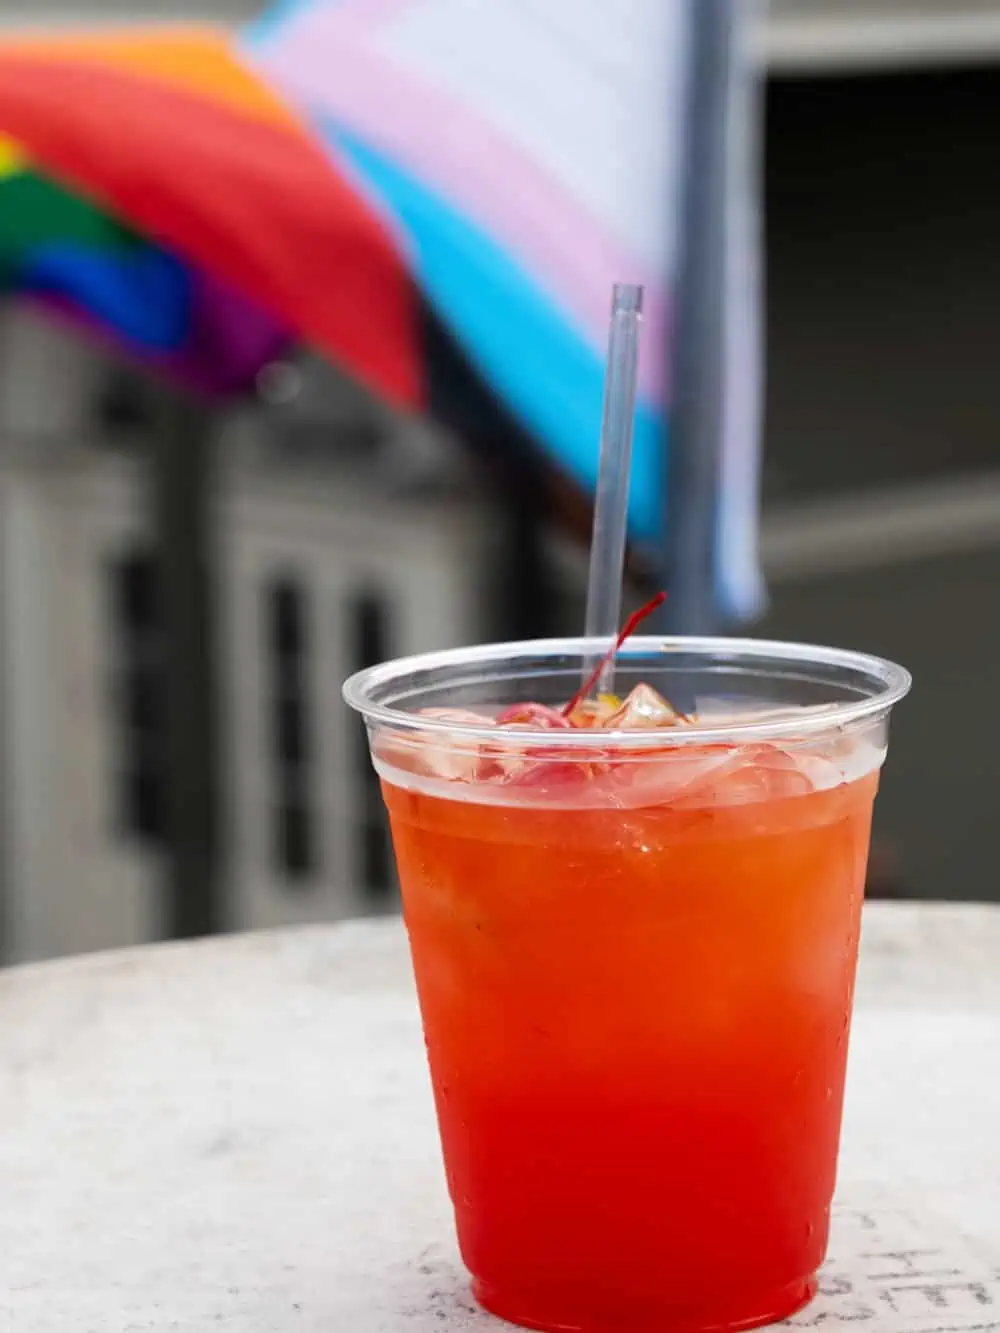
{"left": 344, "top": 636, "right": 910, "bottom": 1333}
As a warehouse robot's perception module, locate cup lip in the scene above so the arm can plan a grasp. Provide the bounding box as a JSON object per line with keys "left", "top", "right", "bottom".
{"left": 343, "top": 635, "right": 912, "bottom": 750}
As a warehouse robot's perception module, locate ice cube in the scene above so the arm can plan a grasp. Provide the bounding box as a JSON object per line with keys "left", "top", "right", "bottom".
{"left": 691, "top": 700, "right": 885, "bottom": 788}
{"left": 670, "top": 744, "right": 817, "bottom": 807}
{"left": 790, "top": 751, "right": 846, "bottom": 791}
{"left": 407, "top": 707, "right": 495, "bottom": 781}
{"left": 503, "top": 744, "right": 608, "bottom": 793}
{"left": 496, "top": 702, "right": 574, "bottom": 730}
{"left": 606, "top": 743, "right": 834, "bottom": 811}
{"left": 605, "top": 746, "right": 746, "bottom": 808}
{"left": 565, "top": 694, "right": 622, "bottom": 728}
{"left": 837, "top": 738, "right": 885, "bottom": 782}
{"left": 813, "top": 731, "right": 886, "bottom": 784}
{"left": 606, "top": 684, "right": 684, "bottom": 730}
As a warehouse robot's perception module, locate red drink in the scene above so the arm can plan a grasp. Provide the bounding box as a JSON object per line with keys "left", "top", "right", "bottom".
{"left": 346, "top": 638, "right": 909, "bottom": 1333}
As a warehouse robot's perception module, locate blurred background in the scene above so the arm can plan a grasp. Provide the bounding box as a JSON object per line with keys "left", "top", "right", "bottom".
{"left": 1, "top": 0, "right": 998, "bottom": 963}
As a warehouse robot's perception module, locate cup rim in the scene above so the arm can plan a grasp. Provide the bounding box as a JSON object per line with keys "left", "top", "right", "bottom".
{"left": 342, "top": 635, "right": 912, "bottom": 750}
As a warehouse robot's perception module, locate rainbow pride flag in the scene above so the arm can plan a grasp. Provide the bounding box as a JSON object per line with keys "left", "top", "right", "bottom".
{"left": 0, "top": 29, "right": 419, "bottom": 403}
{"left": 0, "top": 133, "right": 288, "bottom": 393}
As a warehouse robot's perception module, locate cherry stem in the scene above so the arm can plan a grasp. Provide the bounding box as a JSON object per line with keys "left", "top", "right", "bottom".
{"left": 563, "top": 591, "right": 667, "bottom": 718}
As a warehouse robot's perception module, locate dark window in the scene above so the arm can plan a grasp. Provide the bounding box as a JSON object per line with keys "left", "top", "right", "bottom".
{"left": 107, "top": 549, "right": 164, "bottom": 842}
{"left": 265, "top": 575, "right": 316, "bottom": 884}
{"left": 348, "top": 589, "right": 395, "bottom": 901}
{"left": 93, "top": 370, "right": 156, "bottom": 439}
{"left": 277, "top": 802, "right": 313, "bottom": 881}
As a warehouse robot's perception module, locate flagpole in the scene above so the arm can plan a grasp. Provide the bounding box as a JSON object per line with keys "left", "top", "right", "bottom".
{"left": 149, "top": 386, "right": 221, "bottom": 940}
{"left": 663, "top": 0, "right": 746, "bottom": 634}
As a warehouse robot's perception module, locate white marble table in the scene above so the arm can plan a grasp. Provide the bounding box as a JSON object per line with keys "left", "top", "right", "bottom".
{"left": 1, "top": 903, "right": 998, "bottom": 1331}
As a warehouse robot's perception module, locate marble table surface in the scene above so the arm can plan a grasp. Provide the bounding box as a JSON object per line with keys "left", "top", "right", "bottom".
{"left": 1, "top": 902, "right": 998, "bottom": 1331}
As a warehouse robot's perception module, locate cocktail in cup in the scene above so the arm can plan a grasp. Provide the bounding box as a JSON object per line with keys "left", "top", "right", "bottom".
{"left": 344, "top": 635, "right": 909, "bottom": 1333}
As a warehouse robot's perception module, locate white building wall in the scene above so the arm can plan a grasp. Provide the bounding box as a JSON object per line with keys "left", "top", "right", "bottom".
{"left": 218, "top": 454, "right": 490, "bottom": 932}
{"left": 0, "top": 313, "right": 161, "bottom": 962}
{"left": 0, "top": 311, "right": 492, "bottom": 962}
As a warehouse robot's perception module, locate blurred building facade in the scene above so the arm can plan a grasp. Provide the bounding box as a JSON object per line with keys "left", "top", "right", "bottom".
{"left": 0, "top": 310, "right": 494, "bottom": 962}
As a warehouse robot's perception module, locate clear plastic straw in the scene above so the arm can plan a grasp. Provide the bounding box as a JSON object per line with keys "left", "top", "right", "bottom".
{"left": 583, "top": 282, "right": 645, "bottom": 693}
